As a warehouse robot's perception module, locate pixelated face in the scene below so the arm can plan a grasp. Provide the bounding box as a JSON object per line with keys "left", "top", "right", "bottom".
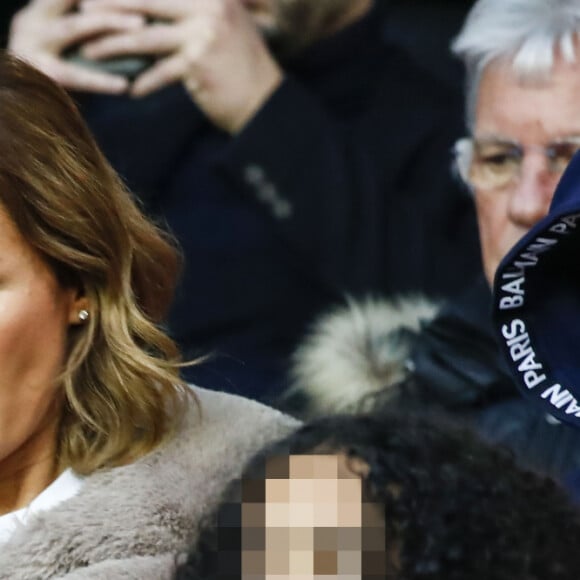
{"left": 238, "top": 453, "right": 387, "bottom": 579}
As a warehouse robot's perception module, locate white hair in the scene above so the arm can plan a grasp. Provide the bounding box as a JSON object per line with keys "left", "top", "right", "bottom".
{"left": 452, "top": 0, "right": 580, "bottom": 129}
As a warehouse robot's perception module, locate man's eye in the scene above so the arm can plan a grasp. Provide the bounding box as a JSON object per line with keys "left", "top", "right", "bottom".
{"left": 480, "top": 153, "right": 517, "bottom": 166}
{"left": 549, "top": 144, "right": 580, "bottom": 169}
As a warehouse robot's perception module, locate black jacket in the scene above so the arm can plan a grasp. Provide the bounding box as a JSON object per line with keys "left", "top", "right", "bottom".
{"left": 77, "top": 3, "right": 480, "bottom": 400}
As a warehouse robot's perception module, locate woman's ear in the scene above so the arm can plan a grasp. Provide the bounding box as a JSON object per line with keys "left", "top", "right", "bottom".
{"left": 68, "top": 292, "right": 91, "bottom": 326}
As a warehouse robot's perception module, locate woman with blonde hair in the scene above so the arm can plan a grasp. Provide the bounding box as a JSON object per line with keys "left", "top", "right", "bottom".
{"left": 0, "top": 51, "right": 296, "bottom": 578}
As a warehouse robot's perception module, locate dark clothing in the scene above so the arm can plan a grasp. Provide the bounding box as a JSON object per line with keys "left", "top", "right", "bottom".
{"left": 404, "top": 276, "right": 580, "bottom": 484}
{"left": 77, "top": 4, "right": 480, "bottom": 400}
{"left": 410, "top": 278, "right": 510, "bottom": 409}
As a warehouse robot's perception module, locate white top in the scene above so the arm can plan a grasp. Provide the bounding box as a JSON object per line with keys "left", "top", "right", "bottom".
{"left": 0, "top": 469, "right": 83, "bottom": 544}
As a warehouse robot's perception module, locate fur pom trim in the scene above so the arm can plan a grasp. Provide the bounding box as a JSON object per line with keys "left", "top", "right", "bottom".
{"left": 289, "top": 296, "right": 439, "bottom": 416}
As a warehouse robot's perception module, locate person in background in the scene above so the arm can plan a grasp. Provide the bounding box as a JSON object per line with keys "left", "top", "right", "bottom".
{"left": 175, "top": 412, "right": 580, "bottom": 580}
{"left": 7, "top": 0, "right": 481, "bottom": 401}
{"left": 289, "top": 0, "right": 580, "bottom": 485}
{"left": 0, "top": 52, "right": 296, "bottom": 578}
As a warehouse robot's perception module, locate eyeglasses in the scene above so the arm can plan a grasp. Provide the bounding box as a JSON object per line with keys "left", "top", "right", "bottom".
{"left": 453, "top": 136, "right": 580, "bottom": 191}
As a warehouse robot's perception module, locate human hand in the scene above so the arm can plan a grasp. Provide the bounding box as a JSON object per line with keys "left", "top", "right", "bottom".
{"left": 79, "top": 0, "right": 284, "bottom": 134}
{"left": 8, "top": 0, "right": 146, "bottom": 94}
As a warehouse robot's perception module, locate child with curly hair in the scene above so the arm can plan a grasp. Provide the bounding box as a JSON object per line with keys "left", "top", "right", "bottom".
{"left": 175, "top": 411, "right": 580, "bottom": 579}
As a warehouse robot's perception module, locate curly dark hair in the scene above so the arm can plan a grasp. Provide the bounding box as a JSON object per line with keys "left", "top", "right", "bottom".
{"left": 176, "top": 411, "right": 580, "bottom": 579}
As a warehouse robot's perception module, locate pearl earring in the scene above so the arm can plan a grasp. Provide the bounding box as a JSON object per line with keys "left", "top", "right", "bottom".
{"left": 78, "top": 309, "right": 90, "bottom": 322}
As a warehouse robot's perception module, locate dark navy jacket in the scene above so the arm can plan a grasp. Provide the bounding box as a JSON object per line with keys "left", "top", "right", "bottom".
{"left": 406, "top": 277, "right": 580, "bottom": 486}
{"left": 77, "top": 4, "right": 481, "bottom": 401}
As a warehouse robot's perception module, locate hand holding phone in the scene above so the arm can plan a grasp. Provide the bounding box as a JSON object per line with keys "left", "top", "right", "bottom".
{"left": 63, "top": 3, "right": 156, "bottom": 82}
{"left": 8, "top": 0, "right": 146, "bottom": 93}
{"left": 76, "top": 0, "right": 283, "bottom": 133}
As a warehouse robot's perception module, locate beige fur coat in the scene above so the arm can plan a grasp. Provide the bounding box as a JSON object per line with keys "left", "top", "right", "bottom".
{"left": 0, "top": 387, "right": 298, "bottom": 579}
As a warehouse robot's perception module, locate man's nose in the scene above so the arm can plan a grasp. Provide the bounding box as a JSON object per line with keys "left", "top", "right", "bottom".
{"left": 507, "top": 153, "right": 555, "bottom": 228}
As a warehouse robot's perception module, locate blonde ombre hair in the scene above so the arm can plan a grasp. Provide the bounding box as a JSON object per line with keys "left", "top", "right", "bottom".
{"left": 0, "top": 52, "right": 192, "bottom": 474}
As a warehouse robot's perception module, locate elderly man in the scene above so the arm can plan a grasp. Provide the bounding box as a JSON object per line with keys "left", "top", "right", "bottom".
{"left": 7, "top": 0, "right": 479, "bottom": 401}
{"left": 292, "top": 0, "right": 580, "bottom": 485}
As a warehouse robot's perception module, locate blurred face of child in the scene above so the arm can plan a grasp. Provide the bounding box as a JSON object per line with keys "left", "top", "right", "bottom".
{"left": 239, "top": 453, "right": 387, "bottom": 579}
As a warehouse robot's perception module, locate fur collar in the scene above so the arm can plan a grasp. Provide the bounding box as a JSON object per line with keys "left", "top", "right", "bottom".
{"left": 0, "top": 387, "right": 298, "bottom": 579}
{"left": 289, "top": 296, "right": 438, "bottom": 416}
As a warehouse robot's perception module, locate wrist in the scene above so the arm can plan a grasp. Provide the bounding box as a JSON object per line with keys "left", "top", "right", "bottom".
{"left": 226, "top": 69, "right": 284, "bottom": 135}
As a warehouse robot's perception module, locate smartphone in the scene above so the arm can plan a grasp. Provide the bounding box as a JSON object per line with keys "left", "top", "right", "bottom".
{"left": 63, "top": 9, "right": 157, "bottom": 80}
{"left": 65, "top": 49, "right": 154, "bottom": 80}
